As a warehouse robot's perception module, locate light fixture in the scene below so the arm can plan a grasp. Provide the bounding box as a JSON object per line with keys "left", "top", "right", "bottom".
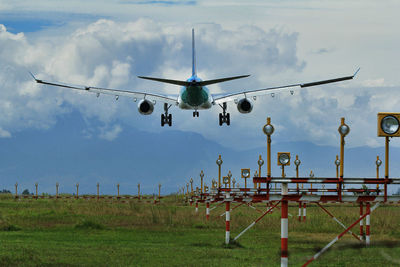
{"left": 335, "top": 159, "right": 340, "bottom": 166}
{"left": 223, "top": 176, "right": 230, "bottom": 185}
{"left": 338, "top": 123, "right": 350, "bottom": 137}
{"left": 294, "top": 158, "right": 301, "bottom": 167}
{"left": 381, "top": 115, "right": 399, "bottom": 135}
{"left": 241, "top": 168, "right": 250, "bottom": 179}
{"left": 376, "top": 158, "right": 382, "bottom": 167}
{"left": 263, "top": 123, "right": 274, "bottom": 136}
{"left": 278, "top": 152, "right": 291, "bottom": 166}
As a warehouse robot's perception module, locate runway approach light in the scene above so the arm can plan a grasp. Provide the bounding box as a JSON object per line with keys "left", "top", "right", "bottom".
{"left": 278, "top": 152, "right": 291, "bottom": 166}
{"left": 263, "top": 122, "right": 274, "bottom": 135}
{"left": 294, "top": 157, "right": 301, "bottom": 167}
{"left": 241, "top": 169, "right": 251, "bottom": 179}
{"left": 376, "top": 157, "right": 382, "bottom": 167}
{"left": 223, "top": 176, "right": 230, "bottom": 187}
{"left": 378, "top": 113, "right": 400, "bottom": 136}
{"left": 338, "top": 122, "right": 350, "bottom": 137}
{"left": 335, "top": 158, "right": 340, "bottom": 167}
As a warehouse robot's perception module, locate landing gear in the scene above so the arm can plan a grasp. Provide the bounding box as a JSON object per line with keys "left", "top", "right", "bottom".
{"left": 218, "top": 102, "right": 230, "bottom": 126}
{"left": 193, "top": 111, "right": 199, "bottom": 117}
{"left": 161, "top": 103, "right": 172, "bottom": 127}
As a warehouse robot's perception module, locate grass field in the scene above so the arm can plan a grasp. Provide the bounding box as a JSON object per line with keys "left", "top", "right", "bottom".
{"left": 0, "top": 194, "right": 399, "bottom": 266}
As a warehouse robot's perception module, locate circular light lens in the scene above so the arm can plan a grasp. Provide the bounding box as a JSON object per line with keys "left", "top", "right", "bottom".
{"left": 294, "top": 159, "right": 301, "bottom": 166}
{"left": 279, "top": 153, "right": 290, "bottom": 165}
{"left": 216, "top": 159, "right": 222, "bottom": 165}
{"left": 335, "top": 159, "right": 340, "bottom": 166}
{"left": 258, "top": 159, "right": 264, "bottom": 166}
{"left": 242, "top": 169, "right": 250, "bottom": 178}
{"left": 263, "top": 124, "right": 274, "bottom": 135}
{"left": 223, "top": 177, "right": 229, "bottom": 184}
{"left": 339, "top": 124, "right": 350, "bottom": 136}
{"left": 381, "top": 115, "right": 399, "bottom": 135}
{"left": 376, "top": 159, "right": 382, "bottom": 166}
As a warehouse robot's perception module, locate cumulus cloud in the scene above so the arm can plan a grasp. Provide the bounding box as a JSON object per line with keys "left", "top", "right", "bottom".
{"left": 0, "top": 18, "right": 395, "bottom": 149}
{"left": 99, "top": 124, "right": 122, "bottom": 141}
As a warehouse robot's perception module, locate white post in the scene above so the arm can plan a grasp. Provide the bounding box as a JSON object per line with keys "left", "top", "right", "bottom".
{"left": 225, "top": 193, "right": 230, "bottom": 245}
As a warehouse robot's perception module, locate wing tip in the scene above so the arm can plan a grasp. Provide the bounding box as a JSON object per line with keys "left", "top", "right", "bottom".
{"left": 353, "top": 67, "right": 361, "bottom": 78}
{"left": 28, "top": 71, "right": 42, "bottom": 83}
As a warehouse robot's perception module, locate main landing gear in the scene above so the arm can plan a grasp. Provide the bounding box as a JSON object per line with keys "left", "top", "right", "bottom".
{"left": 161, "top": 103, "right": 172, "bottom": 127}
{"left": 193, "top": 111, "right": 199, "bottom": 117}
{"left": 219, "top": 102, "right": 230, "bottom": 126}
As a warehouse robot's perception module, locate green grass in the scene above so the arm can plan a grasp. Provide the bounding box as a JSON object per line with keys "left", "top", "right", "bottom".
{"left": 0, "top": 194, "right": 399, "bottom": 266}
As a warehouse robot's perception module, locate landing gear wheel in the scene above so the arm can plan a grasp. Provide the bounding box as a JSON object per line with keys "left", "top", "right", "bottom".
{"left": 161, "top": 114, "right": 165, "bottom": 127}
{"left": 161, "top": 103, "right": 172, "bottom": 127}
{"left": 218, "top": 102, "right": 230, "bottom": 126}
{"left": 193, "top": 111, "right": 199, "bottom": 117}
{"left": 168, "top": 114, "right": 172, "bottom": 126}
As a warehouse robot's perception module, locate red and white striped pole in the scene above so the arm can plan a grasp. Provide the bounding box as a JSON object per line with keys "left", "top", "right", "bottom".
{"left": 366, "top": 202, "right": 371, "bottom": 245}
{"left": 298, "top": 202, "right": 302, "bottom": 222}
{"left": 206, "top": 202, "right": 210, "bottom": 221}
{"left": 303, "top": 202, "right": 307, "bottom": 222}
{"left": 359, "top": 202, "right": 364, "bottom": 240}
{"left": 195, "top": 202, "right": 199, "bottom": 213}
{"left": 281, "top": 182, "right": 289, "bottom": 267}
{"left": 225, "top": 195, "right": 231, "bottom": 244}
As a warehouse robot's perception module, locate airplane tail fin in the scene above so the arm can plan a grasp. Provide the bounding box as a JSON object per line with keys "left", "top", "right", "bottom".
{"left": 192, "top": 28, "right": 196, "bottom": 77}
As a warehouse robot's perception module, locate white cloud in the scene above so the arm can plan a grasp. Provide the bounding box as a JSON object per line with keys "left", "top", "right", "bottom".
{"left": 0, "top": 17, "right": 398, "bottom": 149}
{"left": 362, "top": 78, "right": 386, "bottom": 88}
{"left": 99, "top": 124, "right": 122, "bottom": 141}
{"left": 0, "top": 127, "right": 11, "bottom": 138}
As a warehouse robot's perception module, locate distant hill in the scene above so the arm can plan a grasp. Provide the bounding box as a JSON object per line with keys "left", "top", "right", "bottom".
{"left": 0, "top": 112, "right": 399, "bottom": 195}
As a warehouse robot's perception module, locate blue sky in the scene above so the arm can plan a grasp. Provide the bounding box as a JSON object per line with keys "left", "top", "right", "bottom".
{"left": 0, "top": 0, "right": 400, "bottom": 194}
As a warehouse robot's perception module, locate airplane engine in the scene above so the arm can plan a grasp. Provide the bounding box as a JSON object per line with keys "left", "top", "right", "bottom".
{"left": 138, "top": 99, "right": 154, "bottom": 115}
{"left": 237, "top": 98, "right": 253, "bottom": 114}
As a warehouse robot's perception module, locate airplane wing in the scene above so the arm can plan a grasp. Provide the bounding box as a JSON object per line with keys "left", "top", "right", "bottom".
{"left": 212, "top": 68, "right": 360, "bottom": 105}
{"left": 29, "top": 73, "right": 179, "bottom": 106}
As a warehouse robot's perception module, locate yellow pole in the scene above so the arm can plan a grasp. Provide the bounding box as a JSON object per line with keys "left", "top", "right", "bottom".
{"left": 385, "top": 136, "right": 389, "bottom": 200}
{"left": 340, "top": 118, "right": 345, "bottom": 180}
{"left": 217, "top": 155, "right": 222, "bottom": 188}
{"left": 376, "top": 156, "right": 380, "bottom": 192}
{"left": 296, "top": 155, "right": 299, "bottom": 191}
{"left": 267, "top": 120, "right": 272, "bottom": 178}
{"left": 201, "top": 176, "right": 203, "bottom": 193}
{"left": 385, "top": 137, "right": 389, "bottom": 179}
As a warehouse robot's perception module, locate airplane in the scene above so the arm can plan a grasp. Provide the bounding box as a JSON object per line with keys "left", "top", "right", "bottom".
{"left": 30, "top": 29, "right": 359, "bottom": 127}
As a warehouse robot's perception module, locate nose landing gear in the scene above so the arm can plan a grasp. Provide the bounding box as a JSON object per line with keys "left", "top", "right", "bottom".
{"left": 193, "top": 111, "right": 199, "bottom": 117}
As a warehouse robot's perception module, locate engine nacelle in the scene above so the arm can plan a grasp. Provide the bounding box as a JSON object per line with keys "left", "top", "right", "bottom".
{"left": 237, "top": 98, "right": 253, "bottom": 114}
{"left": 138, "top": 99, "right": 154, "bottom": 115}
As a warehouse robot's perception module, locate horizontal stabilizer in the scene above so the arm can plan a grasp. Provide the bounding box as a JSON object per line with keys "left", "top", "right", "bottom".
{"left": 138, "top": 74, "right": 250, "bottom": 87}
{"left": 138, "top": 76, "right": 189, "bottom": 86}
{"left": 198, "top": 75, "right": 250, "bottom": 86}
